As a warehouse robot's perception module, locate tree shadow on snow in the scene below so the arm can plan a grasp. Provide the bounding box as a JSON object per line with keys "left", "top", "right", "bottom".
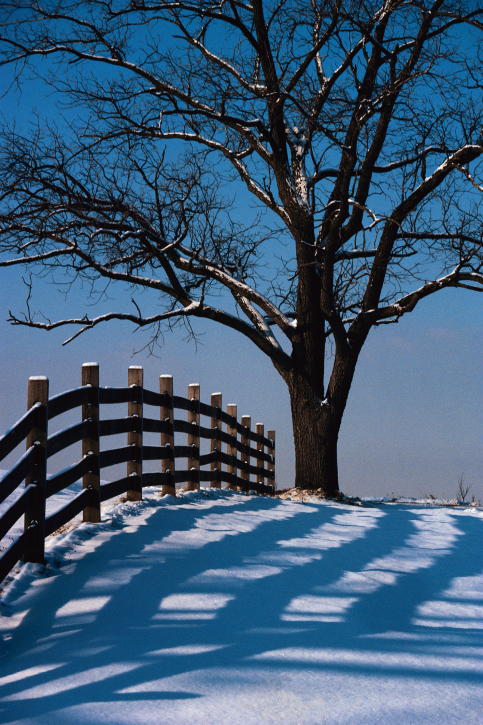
{"left": 0, "top": 494, "right": 481, "bottom": 723}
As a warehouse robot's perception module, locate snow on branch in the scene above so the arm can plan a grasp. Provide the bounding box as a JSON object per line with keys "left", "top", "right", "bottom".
{"left": 454, "top": 164, "right": 483, "bottom": 193}
{"left": 7, "top": 302, "right": 202, "bottom": 346}
{"left": 0, "top": 249, "right": 74, "bottom": 267}
{"left": 360, "top": 268, "right": 483, "bottom": 327}
{"left": 231, "top": 291, "right": 283, "bottom": 351}
{"left": 175, "top": 255, "right": 294, "bottom": 339}
{"left": 395, "top": 144, "right": 483, "bottom": 221}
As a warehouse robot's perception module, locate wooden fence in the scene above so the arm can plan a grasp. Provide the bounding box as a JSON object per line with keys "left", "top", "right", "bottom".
{"left": 0, "top": 363, "right": 275, "bottom": 584}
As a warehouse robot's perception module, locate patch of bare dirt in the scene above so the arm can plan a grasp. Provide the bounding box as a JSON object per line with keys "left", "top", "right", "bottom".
{"left": 47, "top": 520, "right": 80, "bottom": 537}
{"left": 274, "top": 488, "right": 363, "bottom": 505}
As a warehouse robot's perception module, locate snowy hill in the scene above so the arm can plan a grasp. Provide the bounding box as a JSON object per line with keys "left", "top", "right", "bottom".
{"left": 0, "top": 488, "right": 482, "bottom": 724}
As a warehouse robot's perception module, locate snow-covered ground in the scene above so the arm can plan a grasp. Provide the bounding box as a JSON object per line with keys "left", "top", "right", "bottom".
{"left": 0, "top": 487, "right": 482, "bottom": 725}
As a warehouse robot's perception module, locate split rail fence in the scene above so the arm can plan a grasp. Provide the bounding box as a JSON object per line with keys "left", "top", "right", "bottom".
{"left": 0, "top": 363, "right": 275, "bottom": 584}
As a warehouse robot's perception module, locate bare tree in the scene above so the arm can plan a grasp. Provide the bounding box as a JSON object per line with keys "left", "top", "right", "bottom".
{"left": 457, "top": 473, "right": 471, "bottom": 502}
{"left": 1, "top": 0, "right": 482, "bottom": 494}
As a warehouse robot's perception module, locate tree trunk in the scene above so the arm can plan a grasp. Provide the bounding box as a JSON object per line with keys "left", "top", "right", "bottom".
{"left": 288, "top": 377, "right": 339, "bottom": 494}
{"left": 287, "top": 346, "right": 361, "bottom": 495}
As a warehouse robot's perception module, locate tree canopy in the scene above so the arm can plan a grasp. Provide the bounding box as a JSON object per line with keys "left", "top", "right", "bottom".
{"left": 1, "top": 0, "right": 482, "bottom": 492}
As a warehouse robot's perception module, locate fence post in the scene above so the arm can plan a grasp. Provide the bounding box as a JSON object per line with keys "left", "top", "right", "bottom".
{"left": 255, "top": 423, "right": 265, "bottom": 494}
{"left": 82, "top": 363, "right": 101, "bottom": 523}
{"left": 23, "top": 376, "right": 48, "bottom": 564}
{"left": 127, "top": 366, "right": 143, "bottom": 501}
{"left": 226, "top": 404, "right": 237, "bottom": 491}
{"left": 187, "top": 383, "right": 200, "bottom": 491}
{"left": 160, "top": 375, "right": 175, "bottom": 496}
{"left": 267, "top": 430, "right": 275, "bottom": 493}
{"left": 240, "top": 415, "right": 251, "bottom": 494}
{"left": 210, "top": 392, "right": 222, "bottom": 489}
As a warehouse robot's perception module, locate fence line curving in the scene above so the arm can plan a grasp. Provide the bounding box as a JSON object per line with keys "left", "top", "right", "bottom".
{"left": 0, "top": 363, "right": 275, "bottom": 584}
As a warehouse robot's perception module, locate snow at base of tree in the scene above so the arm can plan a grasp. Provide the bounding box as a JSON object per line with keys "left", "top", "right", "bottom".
{"left": 0, "top": 486, "right": 482, "bottom": 725}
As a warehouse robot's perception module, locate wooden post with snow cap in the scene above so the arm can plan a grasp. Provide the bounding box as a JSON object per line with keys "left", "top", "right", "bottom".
{"left": 187, "top": 384, "right": 200, "bottom": 491}
{"left": 23, "top": 376, "right": 48, "bottom": 564}
{"left": 210, "top": 392, "right": 222, "bottom": 488}
{"left": 240, "top": 415, "right": 251, "bottom": 494}
{"left": 255, "top": 423, "right": 265, "bottom": 494}
{"left": 127, "top": 366, "right": 143, "bottom": 501}
{"left": 267, "top": 430, "right": 275, "bottom": 493}
{"left": 160, "top": 375, "right": 175, "bottom": 496}
{"left": 82, "top": 363, "right": 101, "bottom": 523}
{"left": 226, "top": 404, "right": 237, "bottom": 490}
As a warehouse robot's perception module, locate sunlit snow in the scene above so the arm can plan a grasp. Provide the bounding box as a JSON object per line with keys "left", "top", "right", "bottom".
{"left": 0, "top": 486, "right": 482, "bottom": 725}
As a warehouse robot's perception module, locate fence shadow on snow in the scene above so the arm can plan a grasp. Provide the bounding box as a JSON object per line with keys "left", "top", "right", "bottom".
{"left": 0, "top": 363, "right": 275, "bottom": 583}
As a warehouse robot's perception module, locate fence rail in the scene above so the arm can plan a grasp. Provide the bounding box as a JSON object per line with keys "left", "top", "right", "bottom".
{"left": 0, "top": 363, "right": 275, "bottom": 584}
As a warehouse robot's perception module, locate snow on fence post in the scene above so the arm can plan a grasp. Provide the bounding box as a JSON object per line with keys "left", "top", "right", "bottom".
{"left": 187, "top": 384, "right": 200, "bottom": 491}
{"left": 127, "top": 366, "right": 143, "bottom": 501}
{"left": 210, "top": 392, "right": 222, "bottom": 489}
{"left": 226, "top": 404, "right": 237, "bottom": 490}
{"left": 255, "top": 423, "right": 265, "bottom": 494}
{"left": 267, "top": 431, "right": 275, "bottom": 492}
{"left": 23, "top": 376, "right": 49, "bottom": 564}
{"left": 240, "top": 415, "right": 251, "bottom": 494}
{"left": 160, "top": 375, "right": 175, "bottom": 497}
{"left": 82, "top": 363, "right": 101, "bottom": 523}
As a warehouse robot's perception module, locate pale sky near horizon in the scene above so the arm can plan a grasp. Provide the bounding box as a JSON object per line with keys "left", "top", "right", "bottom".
{"left": 1, "top": 259, "right": 481, "bottom": 501}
